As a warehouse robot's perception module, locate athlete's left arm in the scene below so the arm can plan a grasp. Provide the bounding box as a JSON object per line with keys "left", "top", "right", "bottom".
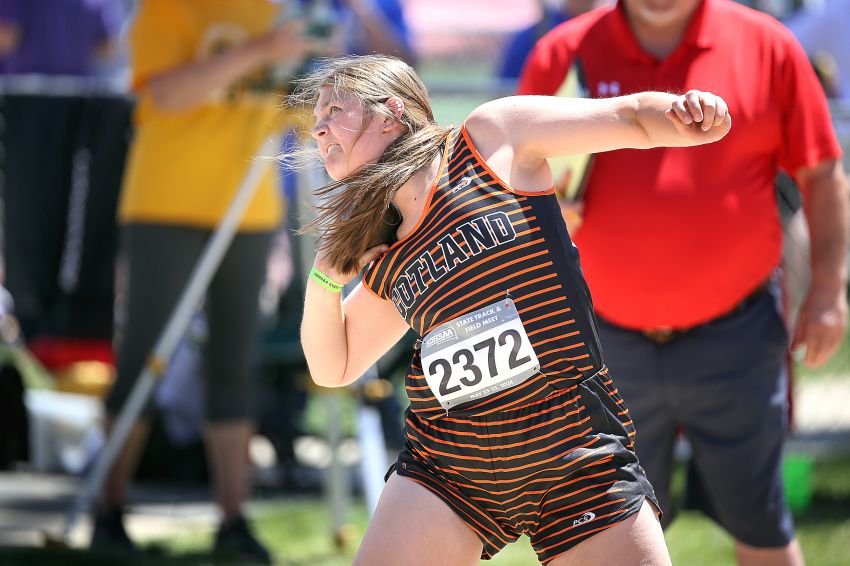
{"left": 463, "top": 91, "right": 731, "bottom": 190}
{"left": 793, "top": 158, "right": 850, "bottom": 367}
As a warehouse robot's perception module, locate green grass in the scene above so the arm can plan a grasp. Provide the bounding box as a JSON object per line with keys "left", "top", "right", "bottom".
{"left": 660, "top": 457, "right": 850, "bottom": 566}
{"left": 1, "top": 457, "right": 846, "bottom": 565}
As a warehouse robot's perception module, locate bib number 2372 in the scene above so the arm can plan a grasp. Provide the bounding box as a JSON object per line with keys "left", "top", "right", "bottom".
{"left": 420, "top": 298, "right": 539, "bottom": 411}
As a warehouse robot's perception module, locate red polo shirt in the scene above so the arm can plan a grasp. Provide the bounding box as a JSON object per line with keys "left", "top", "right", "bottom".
{"left": 518, "top": 0, "right": 842, "bottom": 330}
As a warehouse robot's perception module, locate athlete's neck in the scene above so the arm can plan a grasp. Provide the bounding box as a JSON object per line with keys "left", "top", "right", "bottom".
{"left": 393, "top": 153, "right": 442, "bottom": 240}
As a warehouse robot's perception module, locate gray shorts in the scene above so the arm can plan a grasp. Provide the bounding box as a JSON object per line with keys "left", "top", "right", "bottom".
{"left": 106, "top": 223, "right": 272, "bottom": 422}
{"left": 596, "top": 283, "right": 795, "bottom": 547}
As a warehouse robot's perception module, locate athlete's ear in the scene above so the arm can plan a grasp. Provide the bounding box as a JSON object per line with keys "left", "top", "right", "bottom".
{"left": 383, "top": 96, "right": 405, "bottom": 133}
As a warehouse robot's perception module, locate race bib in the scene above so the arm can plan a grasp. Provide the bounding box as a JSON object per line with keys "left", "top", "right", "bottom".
{"left": 420, "top": 298, "right": 540, "bottom": 411}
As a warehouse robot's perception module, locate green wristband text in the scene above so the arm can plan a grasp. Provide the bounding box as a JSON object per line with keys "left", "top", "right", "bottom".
{"left": 310, "top": 266, "right": 344, "bottom": 293}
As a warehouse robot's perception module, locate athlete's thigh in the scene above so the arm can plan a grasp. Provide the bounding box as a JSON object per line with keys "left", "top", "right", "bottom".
{"left": 354, "top": 472, "right": 483, "bottom": 566}
{"left": 547, "top": 501, "right": 671, "bottom": 566}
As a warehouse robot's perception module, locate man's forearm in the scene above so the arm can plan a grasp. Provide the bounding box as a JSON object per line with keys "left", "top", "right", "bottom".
{"left": 144, "top": 38, "right": 269, "bottom": 112}
{"left": 803, "top": 159, "right": 850, "bottom": 290}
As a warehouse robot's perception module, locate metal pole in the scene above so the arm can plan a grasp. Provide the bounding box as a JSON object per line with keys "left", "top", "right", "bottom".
{"left": 61, "top": 136, "right": 280, "bottom": 543}
{"left": 355, "top": 365, "right": 388, "bottom": 516}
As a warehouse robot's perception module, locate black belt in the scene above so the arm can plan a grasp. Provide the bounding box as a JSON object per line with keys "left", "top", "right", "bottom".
{"left": 640, "top": 281, "right": 771, "bottom": 344}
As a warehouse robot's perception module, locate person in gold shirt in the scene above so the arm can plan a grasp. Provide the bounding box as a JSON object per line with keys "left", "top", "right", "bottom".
{"left": 92, "top": 1, "right": 325, "bottom": 561}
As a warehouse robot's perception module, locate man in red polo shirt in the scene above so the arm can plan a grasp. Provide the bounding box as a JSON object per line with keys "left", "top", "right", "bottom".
{"left": 519, "top": 0, "right": 849, "bottom": 563}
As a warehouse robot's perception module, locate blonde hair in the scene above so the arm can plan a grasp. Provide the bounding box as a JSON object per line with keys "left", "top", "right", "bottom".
{"left": 288, "top": 55, "right": 451, "bottom": 274}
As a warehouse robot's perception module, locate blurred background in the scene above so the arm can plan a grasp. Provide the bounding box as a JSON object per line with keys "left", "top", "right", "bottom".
{"left": 0, "top": 0, "right": 848, "bottom": 564}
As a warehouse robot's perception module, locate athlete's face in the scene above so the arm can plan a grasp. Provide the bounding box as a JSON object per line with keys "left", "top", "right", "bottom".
{"left": 311, "top": 85, "right": 394, "bottom": 181}
{"left": 622, "top": 0, "right": 701, "bottom": 32}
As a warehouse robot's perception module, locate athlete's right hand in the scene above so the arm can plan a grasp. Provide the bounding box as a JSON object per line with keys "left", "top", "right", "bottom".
{"left": 664, "top": 90, "right": 732, "bottom": 144}
{"left": 314, "top": 244, "right": 390, "bottom": 287}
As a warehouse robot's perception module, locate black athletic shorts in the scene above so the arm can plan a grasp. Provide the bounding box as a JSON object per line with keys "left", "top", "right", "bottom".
{"left": 388, "top": 369, "right": 659, "bottom": 563}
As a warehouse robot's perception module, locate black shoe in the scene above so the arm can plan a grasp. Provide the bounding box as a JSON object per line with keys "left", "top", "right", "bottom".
{"left": 90, "top": 507, "right": 138, "bottom": 553}
{"left": 213, "top": 515, "right": 272, "bottom": 564}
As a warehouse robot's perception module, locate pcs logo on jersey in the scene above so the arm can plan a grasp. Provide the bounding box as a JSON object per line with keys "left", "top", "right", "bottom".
{"left": 453, "top": 176, "right": 472, "bottom": 192}
{"left": 453, "top": 164, "right": 476, "bottom": 193}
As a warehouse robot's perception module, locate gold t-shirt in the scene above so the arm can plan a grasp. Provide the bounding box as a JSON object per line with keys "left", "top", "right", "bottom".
{"left": 119, "top": 0, "right": 288, "bottom": 230}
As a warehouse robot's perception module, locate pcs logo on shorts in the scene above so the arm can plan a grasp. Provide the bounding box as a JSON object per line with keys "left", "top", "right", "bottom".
{"left": 572, "top": 512, "right": 596, "bottom": 527}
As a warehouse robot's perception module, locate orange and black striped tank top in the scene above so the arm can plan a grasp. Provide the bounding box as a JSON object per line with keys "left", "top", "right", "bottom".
{"left": 363, "top": 126, "right": 604, "bottom": 420}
